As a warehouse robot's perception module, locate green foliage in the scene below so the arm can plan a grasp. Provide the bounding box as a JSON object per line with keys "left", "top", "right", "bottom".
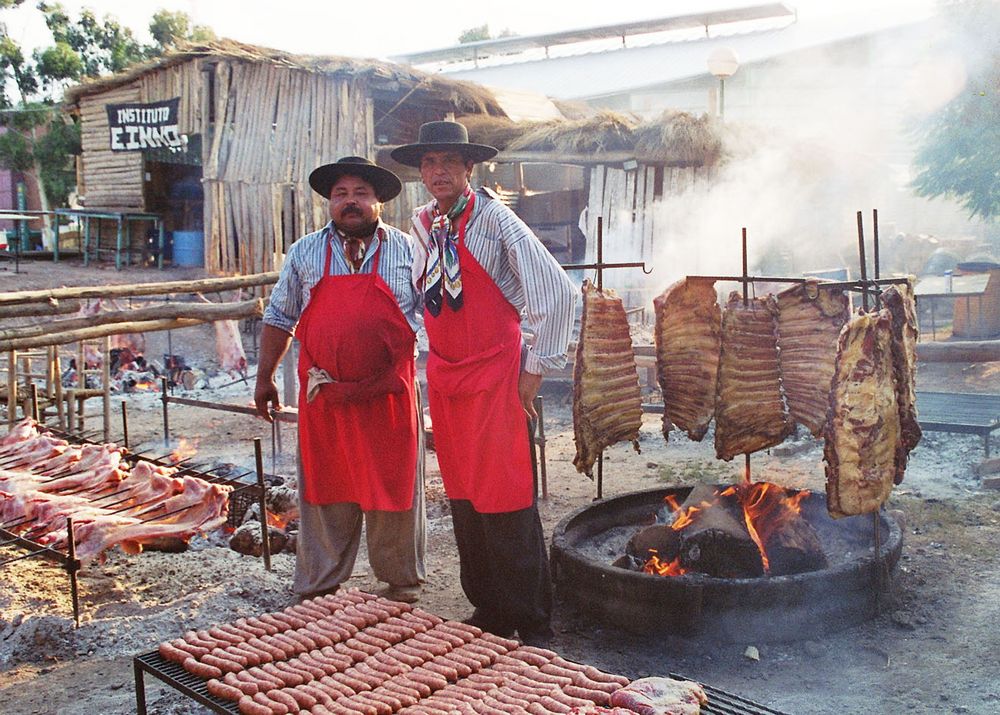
{"left": 34, "top": 40, "right": 82, "bottom": 83}
{"left": 0, "top": 127, "right": 33, "bottom": 170}
{"left": 0, "top": 3, "right": 212, "bottom": 208}
{"left": 910, "top": 0, "right": 1000, "bottom": 220}
{"left": 149, "top": 9, "right": 215, "bottom": 50}
{"left": 458, "top": 24, "right": 490, "bottom": 43}
{"left": 34, "top": 114, "right": 79, "bottom": 205}
{"left": 457, "top": 23, "right": 517, "bottom": 43}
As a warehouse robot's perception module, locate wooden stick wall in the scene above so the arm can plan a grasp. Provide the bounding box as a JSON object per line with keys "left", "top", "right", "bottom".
{"left": 78, "top": 56, "right": 418, "bottom": 275}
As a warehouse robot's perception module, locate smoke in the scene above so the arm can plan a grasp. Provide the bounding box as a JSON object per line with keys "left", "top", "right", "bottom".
{"left": 597, "top": 12, "right": 989, "bottom": 304}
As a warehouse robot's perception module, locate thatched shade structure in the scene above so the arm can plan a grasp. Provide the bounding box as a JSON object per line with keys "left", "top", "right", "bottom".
{"left": 454, "top": 110, "right": 728, "bottom": 305}
{"left": 460, "top": 109, "right": 725, "bottom": 167}
{"left": 63, "top": 39, "right": 505, "bottom": 274}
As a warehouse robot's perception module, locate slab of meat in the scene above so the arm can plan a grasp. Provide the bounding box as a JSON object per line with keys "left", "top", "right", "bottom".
{"left": 198, "top": 293, "right": 248, "bottom": 376}
{"left": 775, "top": 281, "right": 851, "bottom": 437}
{"left": 714, "top": 293, "right": 792, "bottom": 460}
{"left": 573, "top": 280, "right": 643, "bottom": 476}
{"left": 824, "top": 310, "right": 900, "bottom": 518}
{"left": 609, "top": 676, "right": 708, "bottom": 715}
{"left": 881, "top": 282, "right": 921, "bottom": 484}
{"left": 653, "top": 278, "right": 721, "bottom": 442}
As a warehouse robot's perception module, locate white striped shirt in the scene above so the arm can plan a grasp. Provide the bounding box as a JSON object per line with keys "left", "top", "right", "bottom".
{"left": 410, "top": 188, "right": 577, "bottom": 375}
{"left": 264, "top": 220, "right": 421, "bottom": 334}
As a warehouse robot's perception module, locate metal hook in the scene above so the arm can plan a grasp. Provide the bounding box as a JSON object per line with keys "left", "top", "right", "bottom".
{"left": 642, "top": 263, "right": 653, "bottom": 275}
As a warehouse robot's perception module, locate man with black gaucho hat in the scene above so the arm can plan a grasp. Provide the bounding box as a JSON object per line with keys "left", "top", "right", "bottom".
{"left": 255, "top": 156, "right": 425, "bottom": 604}
{"left": 393, "top": 122, "right": 576, "bottom": 646}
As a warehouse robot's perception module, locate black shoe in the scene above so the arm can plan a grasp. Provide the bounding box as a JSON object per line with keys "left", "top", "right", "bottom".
{"left": 517, "top": 625, "right": 555, "bottom": 649}
{"left": 462, "top": 609, "right": 516, "bottom": 638}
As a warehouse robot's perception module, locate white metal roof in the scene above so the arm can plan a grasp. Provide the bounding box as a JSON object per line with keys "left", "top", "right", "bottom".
{"left": 418, "top": 8, "right": 931, "bottom": 101}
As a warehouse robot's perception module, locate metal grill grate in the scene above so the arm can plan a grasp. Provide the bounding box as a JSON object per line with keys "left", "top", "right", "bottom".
{"left": 670, "top": 672, "right": 792, "bottom": 715}
{"left": 135, "top": 651, "right": 238, "bottom": 715}
{"left": 133, "top": 650, "right": 793, "bottom": 715}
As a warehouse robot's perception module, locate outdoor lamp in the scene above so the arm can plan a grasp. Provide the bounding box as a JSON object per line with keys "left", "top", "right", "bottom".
{"left": 707, "top": 47, "right": 740, "bottom": 119}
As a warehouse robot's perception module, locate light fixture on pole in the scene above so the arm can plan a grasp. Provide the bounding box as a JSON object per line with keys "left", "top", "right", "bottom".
{"left": 707, "top": 47, "right": 739, "bottom": 120}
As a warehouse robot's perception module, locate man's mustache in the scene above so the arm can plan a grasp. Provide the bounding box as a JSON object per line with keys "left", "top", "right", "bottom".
{"left": 341, "top": 206, "right": 363, "bottom": 216}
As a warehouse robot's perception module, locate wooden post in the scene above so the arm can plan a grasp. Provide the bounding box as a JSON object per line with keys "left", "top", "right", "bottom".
{"left": 7, "top": 350, "right": 16, "bottom": 427}
{"left": 54, "top": 350, "right": 64, "bottom": 429}
{"left": 45, "top": 346, "right": 54, "bottom": 415}
{"left": 102, "top": 335, "right": 111, "bottom": 442}
{"left": 82, "top": 217, "right": 90, "bottom": 267}
{"left": 66, "top": 388, "right": 76, "bottom": 435}
{"left": 115, "top": 218, "right": 123, "bottom": 271}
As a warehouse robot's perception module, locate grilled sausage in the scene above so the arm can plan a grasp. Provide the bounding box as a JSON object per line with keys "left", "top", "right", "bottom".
{"left": 223, "top": 671, "right": 259, "bottom": 696}
{"left": 201, "top": 652, "right": 243, "bottom": 673}
{"left": 237, "top": 694, "right": 272, "bottom": 715}
{"left": 479, "top": 633, "right": 519, "bottom": 651}
{"left": 251, "top": 690, "right": 290, "bottom": 715}
{"left": 205, "top": 678, "right": 244, "bottom": 702}
{"left": 158, "top": 641, "right": 192, "bottom": 664}
{"left": 207, "top": 625, "right": 245, "bottom": 645}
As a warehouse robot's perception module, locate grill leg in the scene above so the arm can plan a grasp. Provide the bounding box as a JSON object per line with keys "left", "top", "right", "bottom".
{"left": 134, "top": 659, "right": 147, "bottom": 715}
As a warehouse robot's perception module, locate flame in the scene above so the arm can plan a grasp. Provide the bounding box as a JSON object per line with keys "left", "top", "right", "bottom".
{"left": 739, "top": 482, "right": 810, "bottom": 575}
{"left": 646, "top": 482, "right": 812, "bottom": 578}
{"left": 266, "top": 511, "right": 292, "bottom": 530}
{"left": 643, "top": 549, "right": 688, "bottom": 576}
{"left": 132, "top": 380, "right": 156, "bottom": 391}
{"left": 167, "top": 438, "right": 199, "bottom": 464}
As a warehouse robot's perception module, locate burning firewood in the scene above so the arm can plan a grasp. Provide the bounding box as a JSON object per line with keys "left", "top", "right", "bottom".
{"left": 228, "top": 521, "right": 288, "bottom": 557}
{"left": 674, "top": 485, "right": 764, "bottom": 578}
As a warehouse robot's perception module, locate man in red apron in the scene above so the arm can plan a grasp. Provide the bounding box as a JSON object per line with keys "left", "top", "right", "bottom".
{"left": 255, "top": 157, "right": 425, "bottom": 603}
{"left": 392, "top": 123, "right": 577, "bottom": 646}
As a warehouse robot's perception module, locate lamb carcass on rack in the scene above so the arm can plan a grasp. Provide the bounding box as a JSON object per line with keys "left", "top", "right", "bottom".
{"left": 609, "top": 677, "right": 708, "bottom": 715}
{"left": 573, "top": 280, "right": 643, "bottom": 477}
{"left": 882, "top": 281, "right": 922, "bottom": 483}
{"left": 714, "top": 293, "right": 793, "bottom": 461}
{"left": 824, "top": 310, "right": 900, "bottom": 518}
{"left": 653, "top": 278, "right": 721, "bottom": 442}
{"left": 775, "top": 280, "right": 851, "bottom": 436}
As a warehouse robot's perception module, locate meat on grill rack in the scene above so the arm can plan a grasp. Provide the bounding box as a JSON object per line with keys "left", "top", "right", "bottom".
{"left": 0, "top": 418, "right": 240, "bottom": 566}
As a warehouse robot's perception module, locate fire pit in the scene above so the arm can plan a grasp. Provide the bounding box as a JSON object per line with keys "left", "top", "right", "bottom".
{"left": 551, "top": 486, "right": 902, "bottom": 642}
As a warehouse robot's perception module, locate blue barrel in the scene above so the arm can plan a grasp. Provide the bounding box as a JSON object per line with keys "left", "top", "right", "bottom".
{"left": 172, "top": 230, "right": 204, "bottom": 267}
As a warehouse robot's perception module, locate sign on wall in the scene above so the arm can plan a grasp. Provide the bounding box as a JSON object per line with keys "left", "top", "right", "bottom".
{"left": 106, "top": 98, "right": 184, "bottom": 152}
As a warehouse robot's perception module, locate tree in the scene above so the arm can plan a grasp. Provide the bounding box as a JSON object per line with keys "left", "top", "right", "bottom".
{"left": 910, "top": 0, "right": 1000, "bottom": 221}
{"left": 149, "top": 9, "right": 216, "bottom": 50}
{"left": 0, "top": 3, "right": 213, "bottom": 247}
{"left": 457, "top": 24, "right": 517, "bottom": 44}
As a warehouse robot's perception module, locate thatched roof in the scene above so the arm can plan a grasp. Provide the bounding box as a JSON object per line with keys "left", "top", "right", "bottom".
{"left": 460, "top": 109, "right": 726, "bottom": 167}
{"left": 62, "top": 39, "right": 505, "bottom": 117}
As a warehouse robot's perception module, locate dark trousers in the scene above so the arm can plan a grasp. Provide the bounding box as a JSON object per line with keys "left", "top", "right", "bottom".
{"left": 450, "top": 497, "right": 553, "bottom": 636}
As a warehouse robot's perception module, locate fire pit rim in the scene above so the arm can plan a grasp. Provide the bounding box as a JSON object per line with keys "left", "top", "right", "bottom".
{"left": 551, "top": 485, "right": 902, "bottom": 586}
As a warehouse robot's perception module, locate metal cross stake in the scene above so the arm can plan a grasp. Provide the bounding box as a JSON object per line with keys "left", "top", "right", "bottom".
{"left": 562, "top": 215, "right": 652, "bottom": 500}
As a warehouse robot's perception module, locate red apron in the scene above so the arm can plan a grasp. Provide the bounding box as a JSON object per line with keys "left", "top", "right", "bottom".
{"left": 295, "top": 232, "right": 418, "bottom": 509}
{"left": 424, "top": 200, "right": 533, "bottom": 513}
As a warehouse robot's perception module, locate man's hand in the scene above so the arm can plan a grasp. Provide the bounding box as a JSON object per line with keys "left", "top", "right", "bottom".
{"left": 254, "top": 379, "right": 281, "bottom": 422}
{"left": 518, "top": 371, "right": 543, "bottom": 419}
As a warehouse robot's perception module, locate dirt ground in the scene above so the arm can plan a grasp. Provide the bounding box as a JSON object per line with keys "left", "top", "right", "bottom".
{"left": 1, "top": 258, "right": 999, "bottom": 715}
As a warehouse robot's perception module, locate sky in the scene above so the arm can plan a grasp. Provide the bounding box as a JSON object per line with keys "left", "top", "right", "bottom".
{"left": 2, "top": 0, "right": 936, "bottom": 62}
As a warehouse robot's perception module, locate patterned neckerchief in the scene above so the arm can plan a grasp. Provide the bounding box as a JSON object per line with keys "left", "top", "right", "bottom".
{"left": 424, "top": 185, "right": 474, "bottom": 316}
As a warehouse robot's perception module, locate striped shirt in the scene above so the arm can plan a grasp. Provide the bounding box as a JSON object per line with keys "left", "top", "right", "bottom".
{"left": 410, "top": 188, "right": 577, "bottom": 375}
{"left": 263, "top": 219, "right": 421, "bottom": 334}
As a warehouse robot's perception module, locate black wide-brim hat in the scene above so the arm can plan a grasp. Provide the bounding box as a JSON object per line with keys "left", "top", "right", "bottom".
{"left": 308, "top": 156, "right": 402, "bottom": 201}
{"left": 390, "top": 121, "right": 498, "bottom": 168}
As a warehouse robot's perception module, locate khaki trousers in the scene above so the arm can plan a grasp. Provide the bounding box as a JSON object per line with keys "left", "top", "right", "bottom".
{"left": 293, "top": 385, "right": 426, "bottom": 596}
